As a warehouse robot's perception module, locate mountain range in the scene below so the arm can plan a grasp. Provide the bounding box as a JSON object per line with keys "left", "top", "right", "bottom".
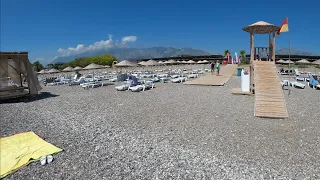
{"left": 51, "top": 47, "right": 314, "bottom": 64}
{"left": 52, "top": 47, "right": 211, "bottom": 63}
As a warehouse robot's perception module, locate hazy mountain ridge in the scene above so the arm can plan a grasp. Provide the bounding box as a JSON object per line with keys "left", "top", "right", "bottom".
{"left": 52, "top": 47, "right": 211, "bottom": 63}
{"left": 276, "top": 48, "right": 313, "bottom": 56}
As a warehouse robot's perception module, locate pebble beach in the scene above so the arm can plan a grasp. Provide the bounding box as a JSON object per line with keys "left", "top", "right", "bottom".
{"left": 1, "top": 75, "right": 320, "bottom": 179}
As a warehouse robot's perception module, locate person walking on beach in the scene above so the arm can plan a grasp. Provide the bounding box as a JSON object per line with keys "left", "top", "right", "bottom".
{"left": 215, "top": 60, "right": 220, "bottom": 76}
{"left": 210, "top": 61, "right": 215, "bottom": 75}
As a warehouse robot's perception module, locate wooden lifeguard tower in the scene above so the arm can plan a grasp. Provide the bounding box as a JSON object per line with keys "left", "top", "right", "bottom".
{"left": 242, "top": 21, "right": 289, "bottom": 119}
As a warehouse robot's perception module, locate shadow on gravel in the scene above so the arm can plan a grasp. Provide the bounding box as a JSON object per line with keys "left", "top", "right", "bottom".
{"left": 0, "top": 92, "right": 59, "bottom": 104}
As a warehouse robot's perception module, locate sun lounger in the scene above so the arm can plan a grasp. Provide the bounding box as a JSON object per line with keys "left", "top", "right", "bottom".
{"left": 82, "top": 82, "right": 104, "bottom": 89}
{"left": 109, "top": 78, "right": 118, "bottom": 82}
{"left": 308, "top": 75, "right": 320, "bottom": 90}
{"left": 171, "top": 77, "right": 187, "bottom": 83}
{"left": 187, "top": 74, "right": 198, "bottom": 78}
{"left": 289, "top": 81, "right": 305, "bottom": 89}
{"left": 115, "top": 84, "right": 129, "bottom": 91}
{"left": 128, "top": 85, "right": 144, "bottom": 92}
{"left": 296, "top": 76, "right": 305, "bottom": 81}
{"left": 171, "top": 75, "right": 180, "bottom": 78}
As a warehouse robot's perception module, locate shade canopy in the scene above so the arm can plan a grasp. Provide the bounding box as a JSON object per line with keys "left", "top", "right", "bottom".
{"left": 296, "top": 59, "right": 310, "bottom": 64}
{"left": 276, "top": 59, "right": 285, "bottom": 63}
{"left": 62, "top": 66, "right": 74, "bottom": 72}
{"left": 144, "top": 59, "right": 161, "bottom": 66}
{"left": 242, "top": 21, "right": 280, "bottom": 34}
{"left": 114, "top": 60, "right": 137, "bottom": 67}
{"left": 282, "top": 60, "right": 294, "bottom": 64}
{"left": 38, "top": 69, "right": 46, "bottom": 74}
{"left": 138, "top": 61, "right": 147, "bottom": 66}
{"left": 47, "top": 68, "right": 61, "bottom": 73}
{"left": 202, "top": 60, "right": 209, "bottom": 63}
{"left": 197, "top": 60, "right": 204, "bottom": 64}
{"left": 74, "top": 66, "right": 83, "bottom": 70}
{"left": 187, "top": 60, "right": 196, "bottom": 64}
{"left": 83, "top": 63, "right": 104, "bottom": 70}
{"left": 312, "top": 59, "right": 320, "bottom": 65}
{"left": 164, "top": 59, "right": 177, "bottom": 64}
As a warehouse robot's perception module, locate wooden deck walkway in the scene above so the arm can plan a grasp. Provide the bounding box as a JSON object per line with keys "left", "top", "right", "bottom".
{"left": 254, "top": 61, "right": 288, "bottom": 119}
{"left": 184, "top": 64, "right": 238, "bottom": 86}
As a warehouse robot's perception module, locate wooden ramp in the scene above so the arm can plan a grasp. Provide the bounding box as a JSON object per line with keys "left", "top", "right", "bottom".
{"left": 254, "top": 61, "right": 288, "bottom": 119}
{"left": 184, "top": 64, "right": 238, "bottom": 86}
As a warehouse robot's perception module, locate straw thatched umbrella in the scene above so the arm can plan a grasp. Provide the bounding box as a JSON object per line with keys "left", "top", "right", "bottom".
{"left": 202, "top": 60, "right": 209, "bottom": 64}
{"left": 311, "top": 59, "right": 320, "bottom": 74}
{"left": 74, "top": 66, "right": 83, "bottom": 70}
{"left": 114, "top": 60, "right": 137, "bottom": 67}
{"left": 47, "top": 68, "right": 61, "bottom": 74}
{"left": 197, "top": 60, "right": 204, "bottom": 64}
{"left": 276, "top": 59, "right": 285, "bottom": 64}
{"left": 83, "top": 63, "right": 104, "bottom": 81}
{"left": 62, "top": 66, "right": 74, "bottom": 72}
{"left": 283, "top": 60, "right": 294, "bottom": 64}
{"left": 296, "top": 59, "right": 311, "bottom": 72}
{"left": 145, "top": 59, "right": 161, "bottom": 66}
{"left": 187, "top": 60, "right": 196, "bottom": 64}
{"left": 38, "top": 69, "right": 46, "bottom": 74}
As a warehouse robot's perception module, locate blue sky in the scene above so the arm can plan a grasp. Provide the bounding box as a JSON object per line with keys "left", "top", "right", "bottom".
{"left": 1, "top": 0, "right": 319, "bottom": 64}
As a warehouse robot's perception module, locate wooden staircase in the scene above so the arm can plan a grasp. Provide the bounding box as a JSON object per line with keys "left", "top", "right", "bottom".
{"left": 254, "top": 61, "right": 288, "bottom": 118}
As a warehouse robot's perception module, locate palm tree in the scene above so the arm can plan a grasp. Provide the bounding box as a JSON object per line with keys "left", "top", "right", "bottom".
{"left": 240, "top": 50, "right": 246, "bottom": 59}
{"left": 224, "top": 49, "right": 230, "bottom": 57}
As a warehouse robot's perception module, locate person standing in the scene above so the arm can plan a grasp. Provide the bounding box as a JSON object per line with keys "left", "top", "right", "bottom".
{"left": 215, "top": 61, "right": 220, "bottom": 76}
{"left": 210, "top": 61, "right": 215, "bottom": 75}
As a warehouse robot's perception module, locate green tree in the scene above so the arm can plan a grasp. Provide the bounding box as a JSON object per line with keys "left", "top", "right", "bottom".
{"left": 33, "top": 61, "right": 44, "bottom": 72}
{"left": 239, "top": 50, "right": 249, "bottom": 64}
{"left": 59, "top": 54, "right": 118, "bottom": 69}
{"left": 224, "top": 49, "right": 230, "bottom": 57}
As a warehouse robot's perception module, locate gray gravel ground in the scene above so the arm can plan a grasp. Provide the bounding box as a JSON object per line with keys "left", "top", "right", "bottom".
{"left": 1, "top": 76, "right": 320, "bottom": 179}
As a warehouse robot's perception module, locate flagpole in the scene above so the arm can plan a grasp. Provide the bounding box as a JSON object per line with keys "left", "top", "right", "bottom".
{"left": 287, "top": 17, "right": 292, "bottom": 95}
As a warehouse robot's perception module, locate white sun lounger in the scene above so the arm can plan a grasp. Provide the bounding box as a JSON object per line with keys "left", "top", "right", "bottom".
{"left": 128, "top": 85, "right": 144, "bottom": 92}
{"left": 290, "top": 81, "right": 305, "bottom": 89}
{"left": 171, "top": 77, "right": 187, "bottom": 83}
{"left": 187, "top": 74, "right": 198, "bottom": 78}
{"left": 115, "top": 84, "right": 129, "bottom": 91}
{"left": 109, "top": 78, "right": 118, "bottom": 82}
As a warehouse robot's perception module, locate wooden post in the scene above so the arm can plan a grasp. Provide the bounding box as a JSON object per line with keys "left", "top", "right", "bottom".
{"left": 268, "top": 33, "right": 271, "bottom": 61}
{"left": 250, "top": 32, "right": 254, "bottom": 62}
{"left": 272, "top": 31, "right": 276, "bottom": 63}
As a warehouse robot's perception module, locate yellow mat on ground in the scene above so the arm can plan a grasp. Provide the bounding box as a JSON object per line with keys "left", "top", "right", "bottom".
{"left": 0, "top": 131, "right": 63, "bottom": 178}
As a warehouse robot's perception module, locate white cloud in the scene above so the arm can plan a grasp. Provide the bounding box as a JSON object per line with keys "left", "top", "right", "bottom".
{"left": 121, "top": 36, "right": 137, "bottom": 44}
{"left": 57, "top": 34, "right": 137, "bottom": 56}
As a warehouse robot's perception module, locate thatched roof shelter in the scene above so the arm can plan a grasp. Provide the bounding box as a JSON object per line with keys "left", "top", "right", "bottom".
{"left": 74, "top": 66, "right": 82, "bottom": 70}
{"left": 83, "top": 63, "right": 104, "bottom": 70}
{"left": 242, "top": 21, "right": 280, "bottom": 34}
{"left": 62, "top": 66, "right": 74, "bottom": 72}
{"left": 114, "top": 60, "right": 137, "bottom": 67}
{"left": 296, "top": 59, "right": 310, "bottom": 64}
{"left": 47, "top": 68, "right": 60, "bottom": 73}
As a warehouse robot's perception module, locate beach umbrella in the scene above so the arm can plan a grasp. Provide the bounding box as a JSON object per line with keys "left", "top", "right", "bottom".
{"left": 83, "top": 63, "right": 104, "bottom": 81}
{"left": 202, "top": 60, "right": 209, "bottom": 64}
{"left": 74, "top": 66, "right": 83, "bottom": 70}
{"left": 47, "top": 68, "right": 61, "bottom": 74}
{"left": 197, "top": 60, "right": 204, "bottom": 64}
{"left": 138, "top": 61, "right": 147, "bottom": 66}
{"left": 282, "top": 60, "right": 294, "bottom": 64}
{"left": 276, "top": 59, "right": 285, "bottom": 64}
{"left": 187, "top": 60, "right": 196, "bottom": 64}
{"left": 62, "top": 66, "right": 74, "bottom": 72}
{"left": 296, "top": 59, "right": 310, "bottom": 64}
{"left": 311, "top": 59, "right": 320, "bottom": 74}
{"left": 312, "top": 59, "right": 320, "bottom": 65}
{"left": 145, "top": 59, "right": 161, "bottom": 66}
{"left": 114, "top": 60, "right": 137, "bottom": 67}
{"left": 38, "top": 69, "right": 46, "bottom": 74}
